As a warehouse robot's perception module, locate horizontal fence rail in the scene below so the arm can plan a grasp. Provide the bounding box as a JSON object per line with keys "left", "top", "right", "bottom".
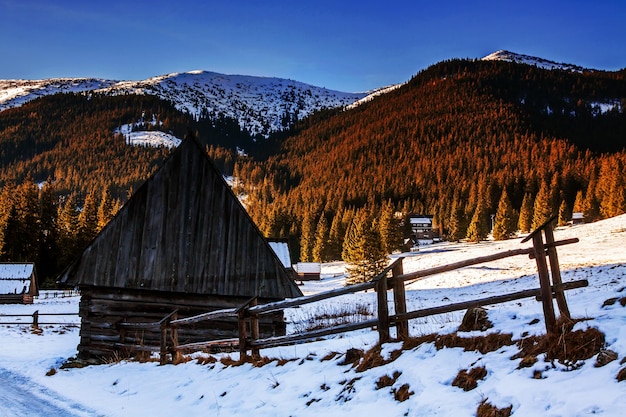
{"left": 0, "top": 311, "right": 79, "bottom": 327}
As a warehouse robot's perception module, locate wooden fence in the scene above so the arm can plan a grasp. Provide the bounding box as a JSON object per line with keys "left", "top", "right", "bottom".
{"left": 120, "top": 216, "right": 587, "bottom": 365}
{"left": 0, "top": 311, "right": 79, "bottom": 327}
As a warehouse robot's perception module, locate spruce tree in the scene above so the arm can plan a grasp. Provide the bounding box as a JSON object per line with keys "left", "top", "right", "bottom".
{"left": 448, "top": 198, "right": 465, "bottom": 242}
{"left": 466, "top": 202, "right": 489, "bottom": 243}
{"left": 342, "top": 210, "right": 387, "bottom": 285}
{"left": 493, "top": 189, "right": 516, "bottom": 240}
{"left": 299, "top": 210, "right": 316, "bottom": 262}
{"left": 327, "top": 210, "right": 345, "bottom": 261}
{"left": 378, "top": 201, "right": 401, "bottom": 255}
{"left": 78, "top": 189, "right": 99, "bottom": 248}
{"left": 532, "top": 180, "right": 554, "bottom": 230}
{"left": 557, "top": 199, "right": 571, "bottom": 226}
{"left": 312, "top": 214, "right": 329, "bottom": 262}
{"left": 518, "top": 192, "right": 534, "bottom": 233}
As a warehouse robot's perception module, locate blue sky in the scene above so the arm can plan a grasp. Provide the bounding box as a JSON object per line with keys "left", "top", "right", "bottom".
{"left": 1, "top": 0, "right": 625, "bottom": 92}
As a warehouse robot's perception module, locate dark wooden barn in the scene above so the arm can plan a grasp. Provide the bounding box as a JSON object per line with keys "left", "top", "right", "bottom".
{"left": 0, "top": 263, "right": 38, "bottom": 304}
{"left": 58, "top": 135, "right": 302, "bottom": 360}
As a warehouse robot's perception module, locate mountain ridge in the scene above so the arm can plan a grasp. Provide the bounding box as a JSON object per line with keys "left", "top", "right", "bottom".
{"left": 0, "top": 71, "right": 368, "bottom": 137}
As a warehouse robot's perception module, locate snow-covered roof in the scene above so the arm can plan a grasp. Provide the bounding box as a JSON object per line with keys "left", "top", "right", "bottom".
{"left": 268, "top": 241, "right": 292, "bottom": 268}
{"left": 294, "top": 263, "right": 321, "bottom": 274}
{"left": 0, "top": 263, "right": 35, "bottom": 294}
{"left": 409, "top": 217, "right": 432, "bottom": 225}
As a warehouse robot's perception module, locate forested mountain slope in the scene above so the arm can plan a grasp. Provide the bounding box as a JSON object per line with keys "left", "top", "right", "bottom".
{"left": 237, "top": 59, "right": 626, "bottom": 261}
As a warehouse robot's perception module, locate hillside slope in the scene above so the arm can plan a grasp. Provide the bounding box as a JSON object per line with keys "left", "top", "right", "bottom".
{"left": 238, "top": 58, "right": 626, "bottom": 254}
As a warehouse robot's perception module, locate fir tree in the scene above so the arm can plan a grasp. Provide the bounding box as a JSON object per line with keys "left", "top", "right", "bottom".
{"left": 532, "top": 180, "right": 554, "bottom": 230}
{"left": 378, "top": 201, "right": 401, "bottom": 254}
{"left": 517, "top": 193, "right": 534, "bottom": 233}
{"left": 327, "top": 210, "right": 345, "bottom": 261}
{"left": 448, "top": 198, "right": 465, "bottom": 242}
{"left": 312, "top": 214, "right": 329, "bottom": 262}
{"left": 557, "top": 199, "right": 571, "bottom": 226}
{"left": 78, "top": 189, "right": 99, "bottom": 248}
{"left": 299, "top": 210, "right": 316, "bottom": 262}
{"left": 493, "top": 189, "right": 516, "bottom": 240}
{"left": 342, "top": 209, "right": 387, "bottom": 285}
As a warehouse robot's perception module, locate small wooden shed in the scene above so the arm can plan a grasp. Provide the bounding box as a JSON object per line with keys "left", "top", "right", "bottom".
{"left": 0, "top": 263, "right": 38, "bottom": 304}
{"left": 58, "top": 135, "right": 302, "bottom": 360}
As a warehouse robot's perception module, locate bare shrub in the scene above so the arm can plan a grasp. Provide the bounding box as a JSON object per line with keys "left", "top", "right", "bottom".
{"left": 514, "top": 325, "right": 605, "bottom": 365}
{"left": 452, "top": 366, "right": 487, "bottom": 391}
{"left": 435, "top": 333, "right": 514, "bottom": 353}
{"left": 375, "top": 371, "right": 402, "bottom": 390}
{"left": 476, "top": 399, "right": 513, "bottom": 417}
{"left": 392, "top": 383, "right": 414, "bottom": 402}
{"left": 355, "top": 345, "right": 402, "bottom": 372}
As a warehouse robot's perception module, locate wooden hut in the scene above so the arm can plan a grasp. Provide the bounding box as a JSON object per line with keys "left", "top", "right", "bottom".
{"left": 58, "top": 136, "right": 302, "bottom": 360}
{"left": 0, "top": 263, "right": 38, "bottom": 304}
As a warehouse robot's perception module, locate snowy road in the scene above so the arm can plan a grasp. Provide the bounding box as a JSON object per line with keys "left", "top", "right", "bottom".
{"left": 0, "top": 367, "right": 101, "bottom": 417}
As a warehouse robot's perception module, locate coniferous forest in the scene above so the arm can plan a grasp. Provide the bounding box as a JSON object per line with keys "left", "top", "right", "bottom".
{"left": 1, "top": 58, "right": 625, "bottom": 285}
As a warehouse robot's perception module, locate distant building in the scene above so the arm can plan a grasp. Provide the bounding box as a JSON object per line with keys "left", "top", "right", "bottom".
{"left": 409, "top": 215, "right": 435, "bottom": 240}
{"left": 572, "top": 212, "right": 584, "bottom": 225}
{"left": 294, "top": 263, "right": 322, "bottom": 281}
{"left": 0, "top": 263, "right": 38, "bottom": 304}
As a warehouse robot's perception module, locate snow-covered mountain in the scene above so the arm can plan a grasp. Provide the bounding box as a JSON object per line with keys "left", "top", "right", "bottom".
{"left": 0, "top": 71, "right": 368, "bottom": 137}
{"left": 482, "top": 50, "right": 588, "bottom": 72}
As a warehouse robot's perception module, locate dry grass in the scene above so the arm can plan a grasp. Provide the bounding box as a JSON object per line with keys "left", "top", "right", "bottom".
{"left": 196, "top": 355, "right": 217, "bottom": 365}
{"left": 45, "top": 368, "right": 57, "bottom": 376}
{"left": 452, "top": 366, "right": 488, "bottom": 391}
{"left": 392, "top": 383, "right": 414, "bottom": 402}
{"left": 355, "top": 345, "right": 402, "bottom": 372}
{"left": 435, "top": 332, "right": 515, "bottom": 354}
{"left": 476, "top": 399, "right": 513, "bottom": 417}
{"left": 617, "top": 367, "right": 626, "bottom": 382}
{"left": 375, "top": 371, "right": 402, "bottom": 390}
{"left": 514, "top": 324, "right": 605, "bottom": 366}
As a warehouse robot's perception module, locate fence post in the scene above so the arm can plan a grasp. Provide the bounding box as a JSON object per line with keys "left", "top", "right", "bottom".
{"left": 376, "top": 272, "right": 390, "bottom": 344}
{"left": 543, "top": 224, "right": 571, "bottom": 320}
{"left": 238, "top": 310, "right": 248, "bottom": 362}
{"left": 170, "top": 311, "right": 182, "bottom": 364}
{"left": 160, "top": 321, "right": 168, "bottom": 365}
{"left": 32, "top": 310, "right": 39, "bottom": 330}
{"left": 531, "top": 232, "right": 557, "bottom": 334}
{"left": 391, "top": 258, "right": 409, "bottom": 340}
{"left": 250, "top": 298, "right": 260, "bottom": 359}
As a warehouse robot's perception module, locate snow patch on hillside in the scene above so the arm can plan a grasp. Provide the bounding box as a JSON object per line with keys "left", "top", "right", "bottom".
{"left": 482, "top": 50, "right": 588, "bottom": 72}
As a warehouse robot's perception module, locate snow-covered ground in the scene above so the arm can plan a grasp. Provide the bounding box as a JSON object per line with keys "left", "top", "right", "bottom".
{"left": 1, "top": 215, "right": 626, "bottom": 416}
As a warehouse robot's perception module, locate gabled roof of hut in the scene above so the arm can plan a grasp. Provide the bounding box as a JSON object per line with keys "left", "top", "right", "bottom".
{"left": 0, "top": 263, "right": 38, "bottom": 296}
{"left": 58, "top": 135, "right": 302, "bottom": 299}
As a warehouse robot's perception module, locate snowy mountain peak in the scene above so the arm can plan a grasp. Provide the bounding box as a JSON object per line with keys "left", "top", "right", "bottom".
{"left": 0, "top": 72, "right": 368, "bottom": 137}
{"left": 482, "top": 50, "right": 587, "bottom": 72}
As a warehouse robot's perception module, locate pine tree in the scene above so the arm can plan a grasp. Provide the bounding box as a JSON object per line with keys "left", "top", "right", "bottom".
{"left": 57, "top": 194, "right": 80, "bottom": 268}
{"left": 518, "top": 192, "right": 534, "bottom": 233}
{"left": 312, "top": 214, "right": 329, "bottom": 262}
{"left": 378, "top": 201, "right": 401, "bottom": 254}
{"left": 299, "top": 210, "right": 316, "bottom": 262}
{"left": 466, "top": 203, "right": 489, "bottom": 243}
{"left": 493, "top": 189, "right": 516, "bottom": 240}
{"left": 342, "top": 209, "right": 387, "bottom": 285}
{"left": 532, "top": 180, "right": 554, "bottom": 230}
{"left": 448, "top": 198, "right": 465, "bottom": 242}
{"left": 557, "top": 199, "right": 571, "bottom": 226}
{"left": 97, "top": 186, "right": 115, "bottom": 232}
{"left": 78, "top": 189, "right": 99, "bottom": 248}
{"left": 327, "top": 210, "right": 345, "bottom": 261}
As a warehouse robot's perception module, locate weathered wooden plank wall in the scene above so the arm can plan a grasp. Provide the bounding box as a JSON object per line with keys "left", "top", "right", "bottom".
{"left": 78, "top": 287, "right": 286, "bottom": 359}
